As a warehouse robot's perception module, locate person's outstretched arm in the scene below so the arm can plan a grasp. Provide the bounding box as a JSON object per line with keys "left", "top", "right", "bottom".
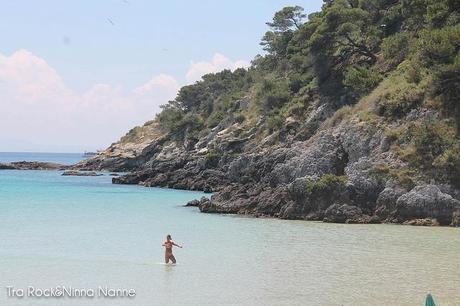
{"left": 172, "top": 242, "right": 183, "bottom": 248}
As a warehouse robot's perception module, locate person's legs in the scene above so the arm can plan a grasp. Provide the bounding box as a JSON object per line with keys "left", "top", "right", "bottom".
{"left": 170, "top": 254, "right": 176, "bottom": 264}
{"left": 165, "top": 254, "right": 170, "bottom": 264}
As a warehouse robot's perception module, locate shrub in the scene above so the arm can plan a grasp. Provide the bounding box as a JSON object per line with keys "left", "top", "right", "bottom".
{"left": 433, "top": 146, "right": 460, "bottom": 187}
{"left": 390, "top": 168, "right": 415, "bottom": 190}
{"left": 287, "top": 100, "right": 306, "bottom": 117}
{"left": 306, "top": 174, "right": 347, "bottom": 193}
{"left": 357, "top": 110, "right": 379, "bottom": 124}
{"left": 266, "top": 113, "right": 284, "bottom": 133}
{"left": 256, "top": 78, "right": 291, "bottom": 112}
{"left": 343, "top": 65, "right": 383, "bottom": 96}
{"left": 384, "top": 126, "right": 405, "bottom": 143}
{"left": 398, "top": 119, "right": 459, "bottom": 186}
{"left": 432, "top": 55, "right": 460, "bottom": 128}
{"left": 323, "top": 105, "right": 352, "bottom": 129}
{"left": 234, "top": 113, "right": 246, "bottom": 124}
{"left": 405, "top": 63, "right": 423, "bottom": 84}
{"left": 416, "top": 26, "right": 460, "bottom": 67}
{"left": 156, "top": 105, "right": 184, "bottom": 132}
{"left": 121, "top": 126, "right": 140, "bottom": 143}
{"left": 206, "top": 110, "right": 225, "bottom": 128}
{"left": 375, "top": 74, "right": 425, "bottom": 118}
{"left": 381, "top": 32, "right": 412, "bottom": 66}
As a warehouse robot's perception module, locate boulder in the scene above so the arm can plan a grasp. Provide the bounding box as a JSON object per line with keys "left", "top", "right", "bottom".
{"left": 395, "top": 185, "right": 460, "bottom": 225}
{"left": 452, "top": 211, "right": 460, "bottom": 227}
{"left": 185, "top": 199, "right": 200, "bottom": 207}
{"left": 323, "top": 204, "right": 366, "bottom": 223}
{"left": 375, "top": 186, "right": 407, "bottom": 222}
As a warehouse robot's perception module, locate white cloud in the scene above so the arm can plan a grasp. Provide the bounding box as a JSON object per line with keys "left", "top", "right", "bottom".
{"left": 185, "top": 53, "right": 250, "bottom": 83}
{"left": 133, "top": 74, "right": 179, "bottom": 115}
{"left": 0, "top": 49, "right": 69, "bottom": 104}
{"left": 0, "top": 50, "right": 179, "bottom": 152}
{"left": 0, "top": 50, "right": 248, "bottom": 152}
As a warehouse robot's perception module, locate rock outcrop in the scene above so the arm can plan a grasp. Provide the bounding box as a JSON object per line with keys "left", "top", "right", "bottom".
{"left": 62, "top": 170, "right": 102, "bottom": 176}
{"left": 76, "top": 102, "right": 460, "bottom": 227}
{"left": 0, "top": 161, "right": 68, "bottom": 170}
{"left": 394, "top": 185, "right": 460, "bottom": 226}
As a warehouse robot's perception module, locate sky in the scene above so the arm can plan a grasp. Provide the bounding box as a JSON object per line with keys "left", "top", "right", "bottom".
{"left": 0, "top": 0, "right": 323, "bottom": 152}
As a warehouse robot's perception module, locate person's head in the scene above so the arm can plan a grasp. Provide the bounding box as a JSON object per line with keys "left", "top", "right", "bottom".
{"left": 166, "top": 234, "right": 171, "bottom": 241}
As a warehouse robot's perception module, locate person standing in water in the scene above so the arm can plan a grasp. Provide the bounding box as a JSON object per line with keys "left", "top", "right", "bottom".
{"left": 162, "top": 234, "right": 182, "bottom": 264}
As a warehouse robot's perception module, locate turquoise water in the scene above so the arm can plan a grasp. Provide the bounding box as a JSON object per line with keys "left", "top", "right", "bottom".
{"left": 0, "top": 154, "right": 459, "bottom": 305}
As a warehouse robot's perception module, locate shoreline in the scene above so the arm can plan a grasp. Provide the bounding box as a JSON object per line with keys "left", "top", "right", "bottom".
{"left": 3, "top": 164, "right": 458, "bottom": 228}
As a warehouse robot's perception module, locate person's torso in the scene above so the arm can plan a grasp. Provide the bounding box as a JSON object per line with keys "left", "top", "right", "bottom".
{"left": 165, "top": 241, "right": 173, "bottom": 251}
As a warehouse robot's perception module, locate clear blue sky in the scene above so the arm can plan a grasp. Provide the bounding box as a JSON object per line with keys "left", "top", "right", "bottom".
{"left": 0, "top": 0, "right": 324, "bottom": 152}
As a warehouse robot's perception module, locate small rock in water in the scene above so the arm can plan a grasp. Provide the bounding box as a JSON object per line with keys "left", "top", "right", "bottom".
{"left": 0, "top": 163, "right": 16, "bottom": 170}
{"left": 185, "top": 199, "right": 200, "bottom": 207}
{"left": 62, "top": 170, "right": 102, "bottom": 176}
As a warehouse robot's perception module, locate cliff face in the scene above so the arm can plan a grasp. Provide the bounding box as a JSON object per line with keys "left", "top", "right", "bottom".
{"left": 77, "top": 2, "right": 460, "bottom": 226}
{"left": 77, "top": 120, "right": 168, "bottom": 172}
{"left": 79, "top": 92, "right": 460, "bottom": 226}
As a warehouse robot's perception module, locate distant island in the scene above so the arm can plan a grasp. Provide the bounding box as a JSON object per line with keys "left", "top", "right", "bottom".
{"left": 75, "top": 2, "right": 460, "bottom": 226}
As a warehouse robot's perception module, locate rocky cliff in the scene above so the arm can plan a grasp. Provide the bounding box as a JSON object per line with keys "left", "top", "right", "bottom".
{"left": 77, "top": 2, "right": 460, "bottom": 226}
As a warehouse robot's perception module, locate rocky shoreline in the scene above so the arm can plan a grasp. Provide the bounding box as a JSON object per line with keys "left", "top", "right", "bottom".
{"left": 75, "top": 108, "right": 460, "bottom": 227}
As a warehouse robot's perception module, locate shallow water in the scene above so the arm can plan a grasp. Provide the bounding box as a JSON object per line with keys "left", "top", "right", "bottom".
{"left": 0, "top": 156, "right": 459, "bottom": 305}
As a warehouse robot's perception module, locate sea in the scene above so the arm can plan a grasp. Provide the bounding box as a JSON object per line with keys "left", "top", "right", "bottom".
{"left": 0, "top": 152, "right": 459, "bottom": 306}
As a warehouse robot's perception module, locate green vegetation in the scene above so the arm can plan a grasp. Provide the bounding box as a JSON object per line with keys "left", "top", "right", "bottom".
{"left": 148, "top": 0, "right": 459, "bottom": 187}
{"left": 374, "top": 72, "right": 427, "bottom": 119}
{"left": 397, "top": 120, "right": 460, "bottom": 187}
{"left": 306, "top": 174, "right": 348, "bottom": 193}
{"left": 391, "top": 168, "right": 416, "bottom": 190}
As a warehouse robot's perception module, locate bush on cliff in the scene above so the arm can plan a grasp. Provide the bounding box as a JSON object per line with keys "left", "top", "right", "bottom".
{"left": 306, "top": 174, "right": 348, "bottom": 194}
